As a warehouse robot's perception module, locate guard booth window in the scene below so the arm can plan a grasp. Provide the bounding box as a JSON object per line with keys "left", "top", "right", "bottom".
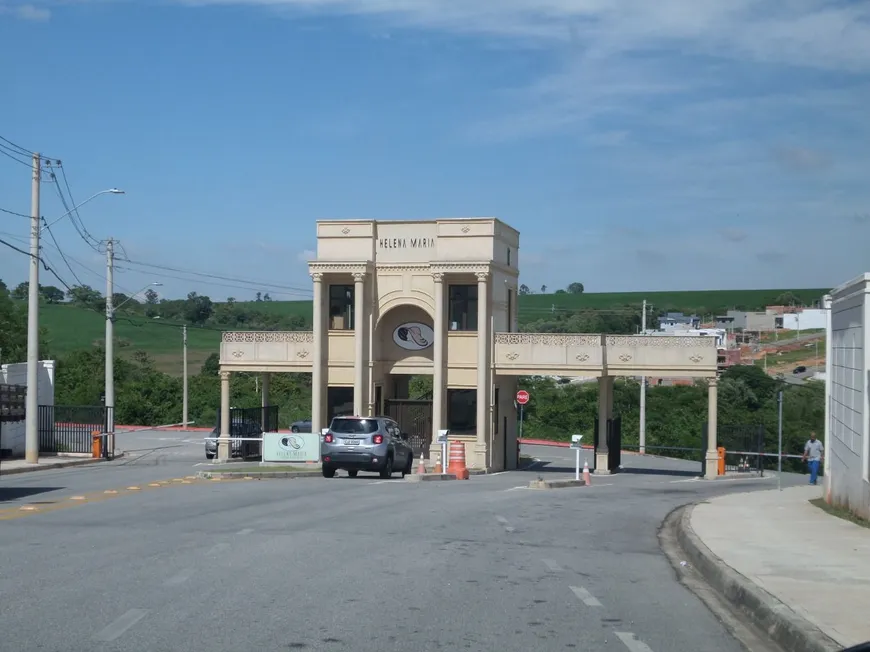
{"left": 329, "top": 285, "right": 354, "bottom": 330}
{"left": 448, "top": 285, "right": 478, "bottom": 331}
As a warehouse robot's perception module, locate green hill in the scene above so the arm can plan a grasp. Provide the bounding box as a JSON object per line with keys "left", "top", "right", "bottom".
{"left": 38, "top": 287, "right": 828, "bottom": 375}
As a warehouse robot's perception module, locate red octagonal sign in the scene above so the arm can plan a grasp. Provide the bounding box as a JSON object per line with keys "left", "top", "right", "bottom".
{"left": 516, "top": 390, "right": 530, "bottom": 405}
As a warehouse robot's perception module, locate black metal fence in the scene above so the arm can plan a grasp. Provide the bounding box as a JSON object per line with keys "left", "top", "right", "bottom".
{"left": 592, "top": 416, "right": 622, "bottom": 472}
{"left": 38, "top": 405, "right": 110, "bottom": 455}
{"left": 214, "top": 405, "right": 280, "bottom": 459}
{"left": 703, "top": 422, "right": 765, "bottom": 475}
{"left": 384, "top": 399, "right": 433, "bottom": 457}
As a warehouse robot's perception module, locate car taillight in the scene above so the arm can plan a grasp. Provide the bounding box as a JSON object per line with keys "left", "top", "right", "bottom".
{"left": 373, "top": 434, "right": 383, "bottom": 444}
{"left": 324, "top": 433, "right": 334, "bottom": 443}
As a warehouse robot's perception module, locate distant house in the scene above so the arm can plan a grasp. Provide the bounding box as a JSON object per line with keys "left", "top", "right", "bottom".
{"left": 717, "top": 310, "right": 776, "bottom": 332}
{"left": 657, "top": 312, "right": 701, "bottom": 330}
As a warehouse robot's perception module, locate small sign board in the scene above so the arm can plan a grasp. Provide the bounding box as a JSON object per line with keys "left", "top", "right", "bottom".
{"left": 437, "top": 429, "right": 449, "bottom": 444}
{"left": 516, "top": 390, "right": 530, "bottom": 405}
{"left": 263, "top": 432, "right": 320, "bottom": 464}
{"left": 570, "top": 435, "right": 584, "bottom": 449}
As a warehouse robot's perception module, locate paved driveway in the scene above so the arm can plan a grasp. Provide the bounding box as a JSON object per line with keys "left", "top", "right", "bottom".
{"left": 1, "top": 441, "right": 802, "bottom": 652}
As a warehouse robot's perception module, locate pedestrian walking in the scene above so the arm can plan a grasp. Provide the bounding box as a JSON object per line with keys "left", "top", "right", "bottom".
{"left": 801, "top": 431, "right": 824, "bottom": 485}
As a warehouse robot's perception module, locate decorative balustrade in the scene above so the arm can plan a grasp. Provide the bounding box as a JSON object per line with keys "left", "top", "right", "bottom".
{"left": 493, "top": 333, "right": 717, "bottom": 375}
{"left": 219, "top": 330, "right": 719, "bottom": 375}
{"left": 220, "top": 331, "right": 315, "bottom": 367}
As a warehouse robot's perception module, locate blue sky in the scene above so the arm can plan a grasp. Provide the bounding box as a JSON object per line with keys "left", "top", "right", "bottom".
{"left": 1, "top": 0, "right": 868, "bottom": 302}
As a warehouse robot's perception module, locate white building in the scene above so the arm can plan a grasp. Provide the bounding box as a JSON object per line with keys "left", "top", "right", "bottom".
{"left": 0, "top": 360, "right": 56, "bottom": 458}
{"left": 782, "top": 308, "right": 827, "bottom": 331}
{"left": 825, "top": 274, "right": 870, "bottom": 520}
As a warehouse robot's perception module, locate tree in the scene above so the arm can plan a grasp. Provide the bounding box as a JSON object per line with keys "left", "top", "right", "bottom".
{"left": 567, "top": 282, "right": 585, "bottom": 294}
{"left": 67, "top": 284, "right": 102, "bottom": 307}
{"left": 144, "top": 288, "right": 159, "bottom": 305}
{"left": 0, "top": 282, "right": 50, "bottom": 363}
{"left": 40, "top": 285, "right": 65, "bottom": 303}
{"left": 184, "top": 292, "right": 213, "bottom": 325}
{"left": 11, "top": 282, "right": 28, "bottom": 300}
{"left": 255, "top": 292, "right": 262, "bottom": 302}
{"left": 263, "top": 293, "right": 272, "bottom": 302}
{"left": 541, "top": 285, "right": 547, "bottom": 294}
{"left": 519, "top": 284, "right": 531, "bottom": 295}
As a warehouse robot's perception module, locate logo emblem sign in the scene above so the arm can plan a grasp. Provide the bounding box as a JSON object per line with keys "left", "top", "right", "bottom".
{"left": 280, "top": 435, "right": 303, "bottom": 450}
{"left": 392, "top": 322, "right": 435, "bottom": 351}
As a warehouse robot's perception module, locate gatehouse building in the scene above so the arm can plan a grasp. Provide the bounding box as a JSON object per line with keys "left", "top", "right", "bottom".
{"left": 218, "top": 217, "right": 722, "bottom": 476}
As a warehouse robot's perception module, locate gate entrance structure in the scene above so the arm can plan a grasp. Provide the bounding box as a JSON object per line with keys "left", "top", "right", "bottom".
{"left": 217, "top": 217, "right": 722, "bottom": 476}
{"left": 593, "top": 416, "right": 622, "bottom": 473}
{"left": 37, "top": 405, "right": 109, "bottom": 456}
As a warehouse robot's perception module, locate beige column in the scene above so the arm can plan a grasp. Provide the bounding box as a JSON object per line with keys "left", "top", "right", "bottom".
{"left": 311, "top": 272, "right": 324, "bottom": 435}
{"left": 432, "top": 272, "right": 445, "bottom": 447}
{"left": 475, "top": 271, "right": 489, "bottom": 449}
{"left": 218, "top": 370, "right": 231, "bottom": 461}
{"left": 353, "top": 272, "right": 365, "bottom": 415}
{"left": 704, "top": 376, "right": 719, "bottom": 479}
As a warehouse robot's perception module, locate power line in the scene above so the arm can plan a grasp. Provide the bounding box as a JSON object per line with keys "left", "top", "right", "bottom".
{"left": 0, "top": 206, "right": 31, "bottom": 218}
{"left": 114, "top": 264, "right": 311, "bottom": 298}
{"left": 0, "top": 135, "right": 31, "bottom": 156}
{"left": 0, "top": 143, "right": 31, "bottom": 168}
{"left": 41, "top": 218, "right": 85, "bottom": 286}
{"left": 115, "top": 258, "right": 313, "bottom": 295}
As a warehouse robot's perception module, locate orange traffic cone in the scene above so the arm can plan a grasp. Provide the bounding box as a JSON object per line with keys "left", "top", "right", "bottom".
{"left": 417, "top": 454, "right": 426, "bottom": 475}
{"left": 583, "top": 459, "right": 591, "bottom": 486}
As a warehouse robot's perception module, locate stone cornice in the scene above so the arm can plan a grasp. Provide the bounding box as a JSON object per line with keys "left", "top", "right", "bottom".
{"left": 308, "top": 261, "right": 372, "bottom": 276}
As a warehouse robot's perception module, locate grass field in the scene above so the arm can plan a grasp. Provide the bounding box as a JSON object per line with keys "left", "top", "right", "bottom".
{"left": 38, "top": 287, "right": 829, "bottom": 375}
{"left": 234, "top": 287, "right": 829, "bottom": 320}
{"left": 40, "top": 304, "right": 220, "bottom": 376}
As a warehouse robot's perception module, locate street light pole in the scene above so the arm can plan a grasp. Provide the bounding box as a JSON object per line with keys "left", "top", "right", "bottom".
{"left": 105, "top": 238, "right": 115, "bottom": 438}
{"left": 24, "top": 153, "right": 41, "bottom": 463}
{"left": 639, "top": 299, "right": 647, "bottom": 454}
{"left": 24, "top": 185, "right": 124, "bottom": 463}
{"left": 182, "top": 324, "right": 189, "bottom": 431}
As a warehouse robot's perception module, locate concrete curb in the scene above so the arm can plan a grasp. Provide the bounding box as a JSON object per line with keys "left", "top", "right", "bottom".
{"left": 0, "top": 452, "right": 126, "bottom": 476}
{"left": 528, "top": 478, "right": 588, "bottom": 489}
{"left": 196, "top": 470, "right": 321, "bottom": 480}
{"left": 405, "top": 473, "right": 457, "bottom": 482}
{"left": 674, "top": 503, "right": 841, "bottom": 652}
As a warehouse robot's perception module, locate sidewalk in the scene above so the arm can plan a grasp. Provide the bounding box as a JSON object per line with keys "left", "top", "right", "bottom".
{"left": 0, "top": 455, "right": 116, "bottom": 476}
{"left": 683, "top": 485, "right": 870, "bottom": 651}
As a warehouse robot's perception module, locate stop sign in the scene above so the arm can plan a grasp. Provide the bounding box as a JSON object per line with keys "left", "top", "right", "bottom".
{"left": 516, "top": 390, "right": 530, "bottom": 405}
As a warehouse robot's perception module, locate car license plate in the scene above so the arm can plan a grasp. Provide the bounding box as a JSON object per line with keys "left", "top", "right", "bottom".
{"left": 343, "top": 439, "right": 360, "bottom": 446}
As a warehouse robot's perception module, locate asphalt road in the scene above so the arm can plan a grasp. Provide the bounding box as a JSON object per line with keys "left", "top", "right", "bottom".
{"left": 1, "top": 436, "right": 806, "bottom": 652}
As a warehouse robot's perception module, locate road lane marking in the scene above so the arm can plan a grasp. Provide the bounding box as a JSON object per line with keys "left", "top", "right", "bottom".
{"left": 94, "top": 609, "right": 149, "bottom": 642}
{"left": 126, "top": 486, "right": 141, "bottom": 491}
{"left": 615, "top": 632, "right": 655, "bottom": 652}
{"left": 570, "top": 586, "right": 602, "bottom": 607}
{"left": 237, "top": 528, "right": 254, "bottom": 535}
{"left": 542, "top": 559, "right": 563, "bottom": 573}
{"left": 165, "top": 568, "right": 193, "bottom": 586}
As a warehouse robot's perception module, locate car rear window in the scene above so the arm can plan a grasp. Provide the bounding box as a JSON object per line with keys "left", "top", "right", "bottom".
{"left": 330, "top": 418, "right": 379, "bottom": 434}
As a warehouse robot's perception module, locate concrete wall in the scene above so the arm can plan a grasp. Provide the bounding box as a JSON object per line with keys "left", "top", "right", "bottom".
{"left": 782, "top": 309, "right": 827, "bottom": 331}
{"left": 0, "top": 360, "right": 56, "bottom": 457}
{"left": 827, "top": 273, "right": 870, "bottom": 520}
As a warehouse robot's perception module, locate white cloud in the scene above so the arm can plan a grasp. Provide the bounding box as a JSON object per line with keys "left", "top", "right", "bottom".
{"left": 170, "top": 0, "right": 870, "bottom": 71}
{"left": 0, "top": 3, "right": 51, "bottom": 20}
{"left": 296, "top": 249, "right": 316, "bottom": 263}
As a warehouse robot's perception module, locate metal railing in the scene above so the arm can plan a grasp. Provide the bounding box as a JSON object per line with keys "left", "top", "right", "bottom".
{"left": 38, "top": 405, "right": 112, "bottom": 454}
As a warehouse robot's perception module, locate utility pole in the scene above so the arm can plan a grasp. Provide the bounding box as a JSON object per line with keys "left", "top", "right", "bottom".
{"left": 182, "top": 324, "right": 189, "bottom": 431}
{"left": 105, "top": 238, "right": 115, "bottom": 441}
{"left": 639, "top": 299, "right": 647, "bottom": 454}
{"left": 24, "top": 153, "right": 41, "bottom": 464}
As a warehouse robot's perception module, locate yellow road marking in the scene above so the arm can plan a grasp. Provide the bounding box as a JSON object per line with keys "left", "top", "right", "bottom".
{"left": 0, "top": 476, "right": 215, "bottom": 521}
